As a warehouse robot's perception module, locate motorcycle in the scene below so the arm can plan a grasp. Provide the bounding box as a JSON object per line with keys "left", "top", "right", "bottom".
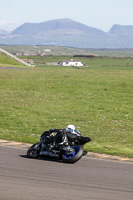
{"left": 27, "top": 131, "right": 91, "bottom": 163}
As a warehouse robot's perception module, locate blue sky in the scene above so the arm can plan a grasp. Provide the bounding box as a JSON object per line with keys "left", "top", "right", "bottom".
{"left": 0, "top": 0, "right": 133, "bottom": 31}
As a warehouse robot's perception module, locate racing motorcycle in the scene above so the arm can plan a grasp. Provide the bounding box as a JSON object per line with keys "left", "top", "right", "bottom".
{"left": 27, "top": 131, "right": 91, "bottom": 163}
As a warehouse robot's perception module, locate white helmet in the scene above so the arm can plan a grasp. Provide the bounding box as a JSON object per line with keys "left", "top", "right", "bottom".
{"left": 66, "top": 125, "right": 81, "bottom": 136}
{"left": 66, "top": 125, "right": 75, "bottom": 130}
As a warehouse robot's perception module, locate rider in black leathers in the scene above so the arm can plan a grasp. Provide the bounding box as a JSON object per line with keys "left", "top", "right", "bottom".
{"left": 40, "top": 125, "right": 82, "bottom": 151}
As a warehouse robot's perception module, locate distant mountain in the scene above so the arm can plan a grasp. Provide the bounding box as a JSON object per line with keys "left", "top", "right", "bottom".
{"left": 108, "top": 24, "right": 133, "bottom": 36}
{"left": 0, "top": 18, "right": 110, "bottom": 48}
{"left": 1, "top": 18, "right": 133, "bottom": 48}
{"left": 12, "top": 18, "right": 106, "bottom": 36}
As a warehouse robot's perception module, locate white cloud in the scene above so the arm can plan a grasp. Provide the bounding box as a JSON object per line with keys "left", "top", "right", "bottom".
{"left": 0, "top": 19, "right": 13, "bottom": 25}
{"left": 0, "top": 20, "right": 19, "bottom": 31}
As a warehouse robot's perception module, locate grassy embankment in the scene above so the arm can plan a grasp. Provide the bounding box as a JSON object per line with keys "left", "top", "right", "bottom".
{"left": 0, "top": 52, "right": 29, "bottom": 68}
{"left": 0, "top": 54, "right": 133, "bottom": 158}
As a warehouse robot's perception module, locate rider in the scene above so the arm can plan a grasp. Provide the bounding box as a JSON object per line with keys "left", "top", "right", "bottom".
{"left": 40, "top": 125, "right": 81, "bottom": 151}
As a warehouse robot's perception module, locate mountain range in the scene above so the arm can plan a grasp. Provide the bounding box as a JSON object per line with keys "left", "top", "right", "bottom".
{"left": 0, "top": 18, "right": 133, "bottom": 48}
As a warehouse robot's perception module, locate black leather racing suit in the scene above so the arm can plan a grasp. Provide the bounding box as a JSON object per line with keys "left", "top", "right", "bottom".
{"left": 40, "top": 128, "right": 81, "bottom": 149}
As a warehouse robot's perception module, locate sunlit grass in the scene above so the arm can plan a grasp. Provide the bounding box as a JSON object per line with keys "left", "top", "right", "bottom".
{"left": 0, "top": 64, "right": 133, "bottom": 158}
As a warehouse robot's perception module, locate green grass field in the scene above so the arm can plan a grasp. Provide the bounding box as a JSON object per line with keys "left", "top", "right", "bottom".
{"left": 18, "top": 55, "right": 133, "bottom": 69}
{"left": 0, "top": 51, "right": 133, "bottom": 158}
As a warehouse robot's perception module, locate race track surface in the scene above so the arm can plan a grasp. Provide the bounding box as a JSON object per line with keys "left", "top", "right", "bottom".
{"left": 0, "top": 146, "right": 133, "bottom": 200}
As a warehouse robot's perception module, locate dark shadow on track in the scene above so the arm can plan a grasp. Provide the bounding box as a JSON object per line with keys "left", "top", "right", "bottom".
{"left": 19, "top": 155, "right": 74, "bottom": 164}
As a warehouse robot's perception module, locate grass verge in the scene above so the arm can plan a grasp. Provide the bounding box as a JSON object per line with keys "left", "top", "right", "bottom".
{"left": 0, "top": 65, "right": 133, "bottom": 158}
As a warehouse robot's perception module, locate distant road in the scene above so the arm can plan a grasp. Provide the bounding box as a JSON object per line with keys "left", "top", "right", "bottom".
{"left": 0, "top": 146, "right": 133, "bottom": 200}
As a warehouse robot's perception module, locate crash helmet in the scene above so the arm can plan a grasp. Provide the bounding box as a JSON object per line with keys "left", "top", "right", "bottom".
{"left": 66, "top": 125, "right": 81, "bottom": 136}
{"left": 66, "top": 125, "right": 75, "bottom": 131}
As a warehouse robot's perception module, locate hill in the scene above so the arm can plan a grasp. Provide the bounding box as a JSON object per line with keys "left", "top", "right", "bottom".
{"left": 1, "top": 18, "right": 133, "bottom": 48}
{"left": 0, "top": 18, "right": 110, "bottom": 48}
{"left": 12, "top": 18, "right": 106, "bottom": 36}
{"left": 108, "top": 24, "right": 133, "bottom": 36}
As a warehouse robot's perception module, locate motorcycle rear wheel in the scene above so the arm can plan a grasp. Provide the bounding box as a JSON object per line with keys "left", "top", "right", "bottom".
{"left": 62, "top": 146, "right": 83, "bottom": 163}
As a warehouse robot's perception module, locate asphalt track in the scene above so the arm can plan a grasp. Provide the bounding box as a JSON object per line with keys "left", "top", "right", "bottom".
{"left": 0, "top": 145, "right": 133, "bottom": 200}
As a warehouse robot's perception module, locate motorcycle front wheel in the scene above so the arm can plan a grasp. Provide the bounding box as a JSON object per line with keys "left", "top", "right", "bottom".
{"left": 27, "top": 143, "right": 40, "bottom": 158}
{"left": 62, "top": 146, "right": 83, "bottom": 163}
